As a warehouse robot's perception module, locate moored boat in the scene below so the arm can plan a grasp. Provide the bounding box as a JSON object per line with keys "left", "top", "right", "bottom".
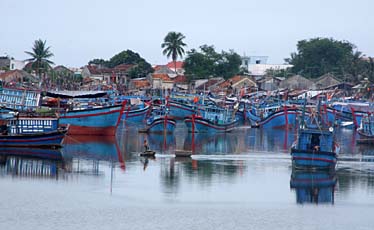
{"left": 291, "top": 98, "right": 339, "bottom": 170}
{"left": 356, "top": 113, "right": 374, "bottom": 144}
{"left": 146, "top": 115, "right": 176, "bottom": 133}
{"left": 184, "top": 107, "right": 238, "bottom": 133}
{"left": 59, "top": 104, "right": 124, "bottom": 135}
{"left": 0, "top": 128, "right": 67, "bottom": 148}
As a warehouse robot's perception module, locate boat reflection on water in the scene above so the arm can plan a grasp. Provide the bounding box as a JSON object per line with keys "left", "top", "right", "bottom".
{"left": 147, "top": 133, "right": 176, "bottom": 153}
{"left": 0, "top": 147, "right": 64, "bottom": 179}
{"left": 183, "top": 132, "right": 239, "bottom": 154}
{"left": 62, "top": 135, "right": 125, "bottom": 173}
{"left": 290, "top": 170, "right": 337, "bottom": 204}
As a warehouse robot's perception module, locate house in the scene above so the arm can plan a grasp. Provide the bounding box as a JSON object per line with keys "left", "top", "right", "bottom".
{"left": 279, "top": 75, "right": 314, "bottom": 90}
{"left": 257, "top": 76, "right": 283, "bottom": 91}
{"left": 129, "top": 78, "right": 151, "bottom": 91}
{"left": 151, "top": 73, "right": 188, "bottom": 90}
{"left": 0, "top": 57, "right": 26, "bottom": 71}
{"left": 54, "top": 65, "right": 74, "bottom": 76}
{"left": 166, "top": 61, "right": 184, "bottom": 75}
{"left": 216, "top": 75, "right": 257, "bottom": 94}
{"left": 0, "top": 69, "right": 38, "bottom": 85}
{"left": 313, "top": 73, "right": 341, "bottom": 89}
{"left": 195, "top": 77, "right": 225, "bottom": 93}
{"left": 241, "top": 55, "right": 292, "bottom": 77}
{"left": 81, "top": 64, "right": 133, "bottom": 85}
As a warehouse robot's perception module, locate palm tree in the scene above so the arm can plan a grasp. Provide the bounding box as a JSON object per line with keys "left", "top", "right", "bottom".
{"left": 25, "top": 39, "right": 54, "bottom": 78}
{"left": 161, "top": 32, "right": 186, "bottom": 73}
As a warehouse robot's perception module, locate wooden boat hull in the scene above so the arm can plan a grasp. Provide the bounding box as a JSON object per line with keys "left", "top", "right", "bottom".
{"left": 167, "top": 101, "right": 201, "bottom": 120}
{"left": 146, "top": 117, "right": 176, "bottom": 133}
{"left": 59, "top": 104, "right": 123, "bottom": 136}
{"left": 184, "top": 116, "right": 238, "bottom": 133}
{"left": 122, "top": 105, "right": 151, "bottom": 124}
{"left": 291, "top": 148, "right": 337, "bottom": 170}
{"left": 0, "top": 129, "right": 66, "bottom": 148}
{"left": 140, "top": 150, "right": 156, "bottom": 157}
{"left": 247, "top": 108, "right": 299, "bottom": 129}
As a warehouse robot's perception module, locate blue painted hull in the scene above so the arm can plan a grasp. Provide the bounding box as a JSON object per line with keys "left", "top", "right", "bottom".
{"left": 247, "top": 109, "right": 299, "bottom": 129}
{"left": 122, "top": 105, "right": 151, "bottom": 124}
{"left": 0, "top": 129, "right": 66, "bottom": 148}
{"left": 291, "top": 148, "right": 337, "bottom": 170}
{"left": 167, "top": 101, "right": 201, "bottom": 119}
{"left": 184, "top": 116, "right": 238, "bottom": 133}
{"left": 59, "top": 104, "right": 123, "bottom": 135}
{"left": 147, "top": 117, "right": 176, "bottom": 133}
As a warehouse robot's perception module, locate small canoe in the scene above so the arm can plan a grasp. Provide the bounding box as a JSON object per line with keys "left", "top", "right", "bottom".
{"left": 140, "top": 150, "right": 156, "bottom": 157}
{"left": 175, "top": 150, "right": 192, "bottom": 158}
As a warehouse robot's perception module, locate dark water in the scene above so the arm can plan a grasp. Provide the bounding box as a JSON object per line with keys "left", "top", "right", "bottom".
{"left": 1, "top": 123, "right": 374, "bottom": 230}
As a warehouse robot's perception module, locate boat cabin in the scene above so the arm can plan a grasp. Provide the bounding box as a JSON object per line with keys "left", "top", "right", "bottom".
{"left": 297, "top": 129, "right": 334, "bottom": 152}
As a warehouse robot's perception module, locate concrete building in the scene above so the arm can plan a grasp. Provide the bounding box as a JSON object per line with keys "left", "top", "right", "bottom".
{"left": 241, "top": 55, "right": 292, "bottom": 76}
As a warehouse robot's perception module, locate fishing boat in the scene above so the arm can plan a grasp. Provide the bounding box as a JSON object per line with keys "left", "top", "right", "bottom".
{"left": 140, "top": 150, "right": 156, "bottom": 157}
{"left": 121, "top": 101, "right": 151, "bottom": 124}
{"left": 290, "top": 171, "right": 336, "bottom": 204}
{"left": 0, "top": 128, "right": 66, "bottom": 148}
{"left": 184, "top": 107, "right": 238, "bottom": 133}
{"left": 167, "top": 99, "right": 201, "bottom": 120}
{"left": 145, "top": 107, "right": 176, "bottom": 133}
{"left": 356, "top": 113, "right": 374, "bottom": 144}
{"left": 59, "top": 103, "right": 124, "bottom": 136}
{"left": 291, "top": 98, "right": 339, "bottom": 170}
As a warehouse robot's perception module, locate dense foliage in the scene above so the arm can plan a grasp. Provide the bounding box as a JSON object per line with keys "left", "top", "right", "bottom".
{"left": 161, "top": 32, "right": 187, "bottom": 72}
{"left": 25, "top": 39, "right": 54, "bottom": 77}
{"left": 184, "top": 45, "right": 242, "bottom": 81}
{"left": 88, "top": 50, "right": 153, "bottom": 78}
{"left": 285, "top": 38, "right": 374, "bottom": 83}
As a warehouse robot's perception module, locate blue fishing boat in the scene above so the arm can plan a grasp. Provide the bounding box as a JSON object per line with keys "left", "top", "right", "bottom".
{"left": 145, "top": 107, "right": 176, "bottom": 133}
{"left": 291, "top": 99, "right": 339, "bottom": 170}
{"left": 356, "top": 113, "right": 374, "bottom": 144}
{"left": 122, "top": 104, "right": 151, "bottom": 124}
{"left": 0, "top": 87, "right": 41, "bottom": 111}
{"left": 184, "top": 107, "right": 238, "bottom": 133}
{"left": 167, "top": 100, "right": 200, "bottom": 120}
{"left": 0, "top": 129, "right": 66, "bottom": 148}
{"left": 290, "top": 171, "right": 336, "bottom": 204}
{"left": 59, "top": 104, "right": 124, "bottom": 136}
{"left": 246, "top": 103, "right": 300, "bottom": 129}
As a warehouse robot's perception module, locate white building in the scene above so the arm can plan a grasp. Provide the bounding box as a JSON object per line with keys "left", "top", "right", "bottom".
{"left": 241, "top": 55, "right": 292, "bottom": 76}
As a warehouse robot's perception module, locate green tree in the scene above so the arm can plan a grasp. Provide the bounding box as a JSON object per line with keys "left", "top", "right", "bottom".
{"left": 184, "top": 45, "right": 242, "bottom": 81}
{"left": 286, "top": 38, "right": 355, "bottom": 79}
{"left": 25, "top": 39, "right": 54, "bottom": 77}
{"left": 161, "top": 31, "right": 187, "bottom": 73}
{"left": 88, "top": 50, "right": 153, "bottom": 78}
{"left": 88, "top": 58, "right": 108, "bottom": 66}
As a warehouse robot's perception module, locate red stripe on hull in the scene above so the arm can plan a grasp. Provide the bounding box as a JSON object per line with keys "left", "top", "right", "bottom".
{"left": 68, "top": 126, "right": 116, "bottom": 136}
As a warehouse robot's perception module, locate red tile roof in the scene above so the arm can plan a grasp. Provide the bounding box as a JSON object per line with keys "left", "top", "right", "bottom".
{"left": 173, "top": 75, "right": 187, "bottom": 83}
{"left": 114, "top": 64, "right": 133, "bottom": 72}
{"left": 166, "top": 61, "right": 184, "bottom": 69}
{"left": 131, "top": 79, "right": 151, "bottom": 89}
{"left": 152, "top": 73, "right": 172, "bottom": 82}
{"left": 218, "top": 75, "right": 242, "bottom": 88}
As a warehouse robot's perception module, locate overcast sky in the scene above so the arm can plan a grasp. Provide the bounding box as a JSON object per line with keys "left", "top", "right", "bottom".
{"left": 1, "top": 0, "right": 373, "bottom": 67}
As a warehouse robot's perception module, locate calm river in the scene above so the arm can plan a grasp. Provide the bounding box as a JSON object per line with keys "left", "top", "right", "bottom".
{"left": 1, "top": 123, "right": 374, "bottom": 230}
